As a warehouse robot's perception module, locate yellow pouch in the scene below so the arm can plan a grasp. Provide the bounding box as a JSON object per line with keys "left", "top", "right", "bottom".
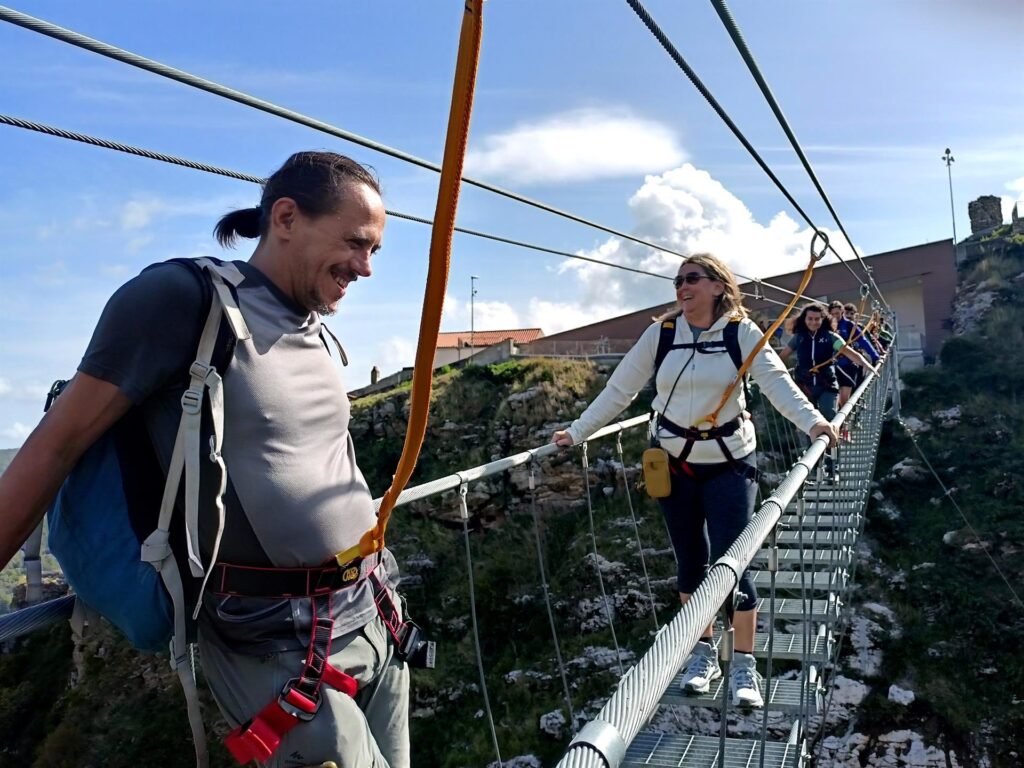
{"left": 642, "top": 446, "right": 672, "bottom": 498}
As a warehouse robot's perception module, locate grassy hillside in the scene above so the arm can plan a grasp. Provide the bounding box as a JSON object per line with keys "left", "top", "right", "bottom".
{"left": 852, "top": 243, "right": 1024, "bottom": 764}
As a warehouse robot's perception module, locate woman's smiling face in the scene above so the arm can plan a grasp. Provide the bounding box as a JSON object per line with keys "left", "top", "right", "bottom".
{"left": 675, "top": 263, "right": 723, "bottom": 321}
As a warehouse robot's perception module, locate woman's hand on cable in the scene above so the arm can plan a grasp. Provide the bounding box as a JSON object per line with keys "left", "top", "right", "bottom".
{"left": 809, "top": 421, "right": 838, "bottom": 448}
{"left": 552, "top": 430, "right": 575, "bottom": 448}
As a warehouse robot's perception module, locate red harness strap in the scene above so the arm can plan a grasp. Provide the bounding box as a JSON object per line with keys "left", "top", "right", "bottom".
{"left": 224, "top": 592, "right": 358, "bottom": 765}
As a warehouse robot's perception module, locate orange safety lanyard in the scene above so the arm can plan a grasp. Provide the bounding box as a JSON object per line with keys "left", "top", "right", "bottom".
{"left": 697, "top": 231, "right": 829, "bottom": 429}
{"left": 336, "top": 0, "right": 484, "bottom": 567}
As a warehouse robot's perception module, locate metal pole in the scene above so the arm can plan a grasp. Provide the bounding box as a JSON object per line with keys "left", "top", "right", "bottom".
{"left": 470, "top": 275, "right": 479, "bottom": 357}
{"left": 942, "top": 148, "right": 957, "bottom": 246}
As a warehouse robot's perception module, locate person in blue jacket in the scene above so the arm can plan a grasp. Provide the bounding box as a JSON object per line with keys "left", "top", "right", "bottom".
{"left": 829, "top": 301, "right": 880, "bottom": 408}
{"left": 780, "top": 303, "right": 876, "bottom": 479}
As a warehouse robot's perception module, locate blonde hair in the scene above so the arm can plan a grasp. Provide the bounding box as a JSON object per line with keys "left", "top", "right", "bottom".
{"left": 654, "top": 252, "right": 748, "bottom": 323}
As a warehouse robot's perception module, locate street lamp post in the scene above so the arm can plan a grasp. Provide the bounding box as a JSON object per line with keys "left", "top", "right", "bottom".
{"left": 942, "top": 148, "right": 958, "bottom": 245}
{"left": 470, "top": 275, "right": 479, "bottom": 357}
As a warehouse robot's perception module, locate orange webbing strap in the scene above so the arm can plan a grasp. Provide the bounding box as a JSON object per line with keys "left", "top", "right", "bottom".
{"left": 336, "top": 0, "right": 484, "bottom": 567}
{"left": 697, "top": 230, "right": 829, "bottom": 429}
{"left": 808, "top": 288, "right": 868, "bottom": 374}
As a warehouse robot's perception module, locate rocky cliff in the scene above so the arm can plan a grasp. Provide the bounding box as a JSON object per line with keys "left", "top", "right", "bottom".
{"left": 1, "top": 242, "right": 1022, "bottom": 766}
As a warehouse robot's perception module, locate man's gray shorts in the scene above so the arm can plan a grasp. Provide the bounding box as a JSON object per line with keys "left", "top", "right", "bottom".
{"left": 200, "top": 608, "right": 410, "bottom": 768}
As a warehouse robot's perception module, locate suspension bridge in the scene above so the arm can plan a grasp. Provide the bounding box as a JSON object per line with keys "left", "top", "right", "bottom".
{"left": 1, "top": 351, "right": 895, "bottom": 767}
{"left": 0, "top": 1, "right": 950, "bottom": 765}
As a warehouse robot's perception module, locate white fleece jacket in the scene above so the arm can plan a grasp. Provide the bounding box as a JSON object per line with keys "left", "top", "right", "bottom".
{"left": 565, "top": 316, "right": 824, "bottom": 463}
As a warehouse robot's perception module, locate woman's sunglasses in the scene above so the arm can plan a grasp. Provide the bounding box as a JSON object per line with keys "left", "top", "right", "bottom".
{"left": 673, "top": 273, "right": 714, "bottom": 288}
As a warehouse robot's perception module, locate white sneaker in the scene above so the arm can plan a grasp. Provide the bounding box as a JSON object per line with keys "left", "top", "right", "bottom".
{"left": 729, "top": 652, "right": 764, "bottom": 708}
{"left": 679, "top": 640, "right": 721, "bottom": 694}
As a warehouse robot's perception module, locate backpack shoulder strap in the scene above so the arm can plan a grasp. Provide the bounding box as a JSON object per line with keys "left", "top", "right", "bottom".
{"left": 724, "top": 318, "right": 752, "bottom": 403}
{"left": 654, "top": 320, "right": 676, "bottom": 374}
{"left": 723, "top": 318, "right": 743, "bottom": 372}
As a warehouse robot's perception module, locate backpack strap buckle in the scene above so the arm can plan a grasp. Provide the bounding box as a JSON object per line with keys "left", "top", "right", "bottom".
{"left": 180, "top": 388, "right": 203, "bottom": 415}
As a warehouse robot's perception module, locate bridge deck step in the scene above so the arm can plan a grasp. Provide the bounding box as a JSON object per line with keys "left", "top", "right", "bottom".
{"left": 751, "top": 569, "right": 845, "bottom": 593}
{"left": 775, "top": 530, "right": 855, "bottom": 546}
{"left": 753, "top": 548, "right": 851, "bottom": 567}
{"left": 660, "top": 676, "right": 819, "bottom": 714}
{"left": 624, "top": 732, "right": 801, "bottom": 768}
{"left": 778, "top": 514, "right": 860, "bottom": 530}
{"left": 755, "top": 597, "right": 838, "bottom": 622}
{"left": 711, "top": 630, "right": 831, "bottom": 662}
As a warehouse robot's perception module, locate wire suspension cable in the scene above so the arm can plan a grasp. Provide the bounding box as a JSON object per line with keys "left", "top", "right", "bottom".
{"left": 0, "top": 113, "right": 673, "bottom": 285}
{"left": 708, "top": 0, "right": 888, "bottom": 308}
{"left": 623, "top": 0, "right": 863, "bottom": 286}
{"left": 528, "top": 460, "right": 577, "bottom": 730}
{"left": 458, "top": 485, "right": 503, "bottom": 765}
{"left": 614, "top": 433, "right": 659, "bottom": 631}
{"left": 579, "top": 442, "right": 625, "bottom": 677}
{"left": 0, "top": 9, "right": 819, "bottom": 305}
{"left": 898, "top": 419, "right": 1023, "bottom": 608}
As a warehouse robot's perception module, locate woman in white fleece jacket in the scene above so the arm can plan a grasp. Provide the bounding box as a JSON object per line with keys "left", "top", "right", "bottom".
{"left": 553, "top": 253, "right": 836, "bottom": 709}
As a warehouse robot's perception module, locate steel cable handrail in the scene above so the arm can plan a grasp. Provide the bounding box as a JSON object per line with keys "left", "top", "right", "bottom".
{"left": 555, "top": 359, "right": 887, "bottom": 768}
{"left": 0, "top": 414, "right": 655, "bottom": 642}
{"left": 708, "top": 0, "right": 889, "bottom": 310}
{"left": 623, "top": 0, "right": 864, "bottom": 286}
{"left": 0, "top": 113, "right": 673, "bottom": 284}
{"left": 0, "top": 6, "right": 800, "bottom": 301}
{"left": 0, "top": 9, "right": 824, "bottom": 306}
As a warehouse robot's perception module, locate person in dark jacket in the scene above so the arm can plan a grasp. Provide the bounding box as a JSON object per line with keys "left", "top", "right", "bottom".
{"left": 780, "top": 303, "right": 876, "bottom": 478}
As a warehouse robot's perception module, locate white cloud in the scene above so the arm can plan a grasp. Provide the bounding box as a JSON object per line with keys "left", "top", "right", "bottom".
{"left": 376, "top": 336, "right": 417, "bottom": 373}
{"left": 441, "top": 293, "right": 522, "bottom": 331}
{"left": 121, "top": 200, "right": 165, "bottom": 231}
{"left": 1004, "top": 176, "right": 1024, "bottom": 222}
{"left": 1001, "top": 196, "right": 1015, "bottom": 224}
{"left": 118, "top": 194, "right": 250, "bottom": 232}
{"left": 465, "top": 108, "right": 685, "bottom": 184}
{"left": 2, "top": 422, "right": 31, "bottom": 443}
{"left": 526, "top": 299, "right": 621, "bottom": 336}
{"left": 0, "top": 378, "right": 52, "bottom": 403}
{"left": 545, "top": 163, "right": 860, "bottom": 320}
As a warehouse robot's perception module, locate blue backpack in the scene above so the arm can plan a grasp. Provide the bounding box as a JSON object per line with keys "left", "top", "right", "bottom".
{"left": 46, "top": 257, "right": 250, "bottom": 768}
{"left": 47, "top": 406, "right": 177, "bottom": 651}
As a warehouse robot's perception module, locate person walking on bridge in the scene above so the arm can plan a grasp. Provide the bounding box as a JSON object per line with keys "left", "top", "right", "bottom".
{"left": 0, "top": 151, "right": 409, "bottom": 768}
{"left": 829, "top": 300, "right": 880, "bottom": 408}
{"left": 552, "top": 253, "right": 838, "bottom": 709}
{"left": 779, "top": 302, "right": 876, "bottom": 481}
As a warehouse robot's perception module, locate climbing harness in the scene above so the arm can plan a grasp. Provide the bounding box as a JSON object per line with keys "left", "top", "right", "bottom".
{"left": 221, "top": 567, "right": 432, "bottom": 764}
{"left": 650, "top": 234, "right": 827, "bottom": 481}
{"left": 808, "top": 284, "right": 871, "bottom": 376}
{"left": 334, "top": 0, "right": 483, "bottom": 569}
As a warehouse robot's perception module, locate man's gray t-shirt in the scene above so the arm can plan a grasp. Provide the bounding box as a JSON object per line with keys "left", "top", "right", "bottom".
{"left": 79, "top": 259, "right": 388, "bottom": 648}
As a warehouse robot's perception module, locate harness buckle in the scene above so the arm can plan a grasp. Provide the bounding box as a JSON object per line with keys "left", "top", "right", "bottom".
{"left": 396, "top": 621, "right": 437, "bottom": 669}
{"left": 277, "top": 679, "right": 322, "bottom": 722}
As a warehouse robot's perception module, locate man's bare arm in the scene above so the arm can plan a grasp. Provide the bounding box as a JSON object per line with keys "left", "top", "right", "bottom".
{"left": 0, "top": 373, "right": 132, "bottom": 568}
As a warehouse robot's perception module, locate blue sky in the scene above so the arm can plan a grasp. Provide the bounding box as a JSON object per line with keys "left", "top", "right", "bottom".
{"left": 1, "top": 0, "right": 1022, "bottom": 447}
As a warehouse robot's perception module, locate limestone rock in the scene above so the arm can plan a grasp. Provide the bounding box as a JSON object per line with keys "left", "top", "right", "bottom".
{"left": 888, "top": 684, "right": 916, "bottom": 705}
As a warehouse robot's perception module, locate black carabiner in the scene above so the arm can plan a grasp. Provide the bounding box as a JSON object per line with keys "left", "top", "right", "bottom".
{"left": 809, "top": 229, "right": 830, "bottom": 262}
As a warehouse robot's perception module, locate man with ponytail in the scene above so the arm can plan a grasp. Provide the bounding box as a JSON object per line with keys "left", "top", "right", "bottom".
{"left": 0, "top": 152, "right": 410, "bottom": 767}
